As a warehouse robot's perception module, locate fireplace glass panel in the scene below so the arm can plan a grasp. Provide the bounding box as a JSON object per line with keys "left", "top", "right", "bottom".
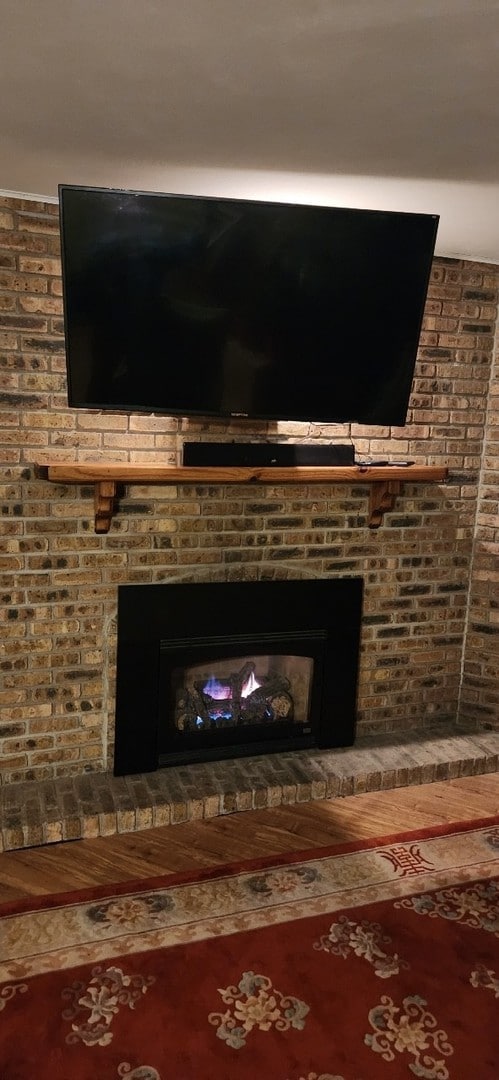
{"left": 172, "top": 654, "right": 314, "bottom": 734}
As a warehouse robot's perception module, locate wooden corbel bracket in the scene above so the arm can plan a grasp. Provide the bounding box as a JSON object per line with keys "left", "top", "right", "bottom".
{"left": 368, "top": 480, "right": 402, "bottom": 529}
{"left": 94, "top": 480, "right": 118, "bottom": 534}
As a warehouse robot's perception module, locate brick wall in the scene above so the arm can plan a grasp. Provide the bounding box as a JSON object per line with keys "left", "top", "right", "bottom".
{"left": 459, "top": 302, "right": 499, "bottom": 726}
{"left": 0, "top": 194, "right": 498, "bottom": 784}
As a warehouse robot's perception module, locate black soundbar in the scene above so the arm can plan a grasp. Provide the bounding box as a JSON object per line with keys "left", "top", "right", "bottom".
{"left": 183, "top": 441, "right": 355, "bottom": 467}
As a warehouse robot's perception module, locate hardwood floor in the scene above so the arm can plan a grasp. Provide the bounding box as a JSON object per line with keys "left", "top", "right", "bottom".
{"left": 0, "top": 773, "right": 498, "bottom": 905}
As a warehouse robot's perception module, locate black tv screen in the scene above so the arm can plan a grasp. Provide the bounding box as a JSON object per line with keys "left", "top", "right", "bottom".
{"left": 59, "top": 185, "right": 438, "bottom": 425}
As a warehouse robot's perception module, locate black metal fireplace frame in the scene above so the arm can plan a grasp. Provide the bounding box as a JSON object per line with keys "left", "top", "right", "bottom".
{"left": 114, "top": 578, "right": 363, "bottom": 776}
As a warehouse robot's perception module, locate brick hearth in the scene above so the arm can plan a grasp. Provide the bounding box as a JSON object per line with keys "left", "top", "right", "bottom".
{"left": 1, "top": 724, "right": 498, "bottom": 852}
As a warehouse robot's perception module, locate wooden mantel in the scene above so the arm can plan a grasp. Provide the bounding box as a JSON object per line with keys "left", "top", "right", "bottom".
{"left": 35, "top": 462, "right": 449, "bottom": 533}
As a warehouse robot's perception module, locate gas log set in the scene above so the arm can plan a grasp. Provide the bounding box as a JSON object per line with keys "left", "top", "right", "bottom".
{"left": 175, "top": 660, "right": 294, "bottom": 731}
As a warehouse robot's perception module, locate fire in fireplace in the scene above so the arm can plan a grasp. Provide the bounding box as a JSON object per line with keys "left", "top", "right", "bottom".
{"left": 114, "top": 578, "right": 363, "bottom": 774}
{"left": 173, "top": 655, "right": 312, "bottom": 730}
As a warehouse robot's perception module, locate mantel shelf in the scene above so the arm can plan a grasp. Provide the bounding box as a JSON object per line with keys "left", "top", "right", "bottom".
{"left": 35, "top": 462, "right": 449, "bottom": 533}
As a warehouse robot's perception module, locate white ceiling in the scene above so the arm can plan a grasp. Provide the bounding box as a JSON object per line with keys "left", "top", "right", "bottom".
{"left": 2, "top": 0, "right": 499, "bottom": 260}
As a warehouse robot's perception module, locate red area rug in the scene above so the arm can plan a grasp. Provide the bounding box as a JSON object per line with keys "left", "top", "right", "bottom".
{"left": 1, "top": 817, "right": 499, "bottom": 1079}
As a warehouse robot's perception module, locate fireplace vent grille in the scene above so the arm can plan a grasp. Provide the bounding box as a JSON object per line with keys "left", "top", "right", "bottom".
{"left": 160, "top": 629, "right": 327, "bottom": 652}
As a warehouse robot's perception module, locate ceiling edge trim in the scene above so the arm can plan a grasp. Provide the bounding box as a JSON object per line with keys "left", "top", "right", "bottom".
{"left": 0, "top": 188, "right": 59, "bottom": 204}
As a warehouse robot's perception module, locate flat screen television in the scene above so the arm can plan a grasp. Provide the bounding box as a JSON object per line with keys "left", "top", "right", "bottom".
{"left": 58, "top": 185, "right": 439, "bottom": 426}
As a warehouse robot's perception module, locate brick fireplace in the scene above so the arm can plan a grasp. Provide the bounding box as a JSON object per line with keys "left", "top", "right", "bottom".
{"left": 0, "top": 194, "right": 498, "bottom": 849}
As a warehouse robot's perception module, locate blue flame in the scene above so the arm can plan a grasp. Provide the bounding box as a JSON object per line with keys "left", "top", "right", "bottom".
{"left": 203, "top": 677, "right": 231, "bottom": 700}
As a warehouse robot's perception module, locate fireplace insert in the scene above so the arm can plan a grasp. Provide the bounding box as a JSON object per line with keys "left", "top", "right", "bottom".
{"left": 114, "top": 578, "right": 363, "bottom": 774}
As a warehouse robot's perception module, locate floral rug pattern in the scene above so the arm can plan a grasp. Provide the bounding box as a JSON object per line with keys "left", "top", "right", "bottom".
{"left": 365, "top": 993, "right": 453, "bottom": 1077}
{"left": 1, "top": 818, "right": 499, "bottom": 1078}
{"left": 209, "top": 970, "right": 309, "bottom": 1048}
{"left": 62, "top": 964, "right": 155, "bottom": 1047}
